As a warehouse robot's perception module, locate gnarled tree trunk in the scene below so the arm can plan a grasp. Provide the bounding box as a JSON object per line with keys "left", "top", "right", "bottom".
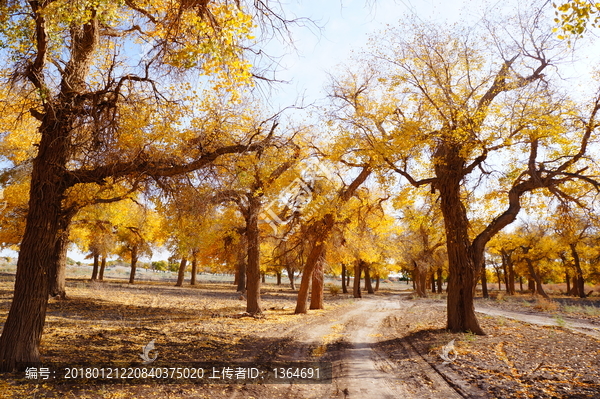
{"left": 91, "top": 252, "right": 100, "bottom": 281}
{"left": 353, "top": 261, "right": 362, "bottom": 298}
{"left": 295, "top": 165, "right": 371, "bottom": 314}
{"left": 175, "top": 257, "right": 187, "bottom": 287}
{"left": 309, "top": 258, "right": 324, "bottom": 309}
{"left": 435, "top": 143, "right": 484, "bottom": 335}
{"left": 128, "top": 244, "right": 139, "bottom": 284}
{"left": 0, "top": 89, "right": 74, "bottom": 370}
{"left": 98, "top": 256, "right": 107, "bottom": 281}
{"left": 569, "top": 243, "right": 586, "bottom": 298}
{"left": 190, "top": 256, "right": 198, "bottom": 285}
{"left": 364, "top": 263, "right": 374, "bottom": 294}
{"left": 524, "top": 258, "right": 549, "bottom": 298}
{"left": 286, "top": 265, "right": 295, "bottom": 290}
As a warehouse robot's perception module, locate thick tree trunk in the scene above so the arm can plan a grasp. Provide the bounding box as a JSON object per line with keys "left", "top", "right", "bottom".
{"left": 413, "top": 261, "right": 427, "bottom": 298}
{"left": 261, "top": 273, "right": 266, "bottom": 283}
{"left": 245, "top": 195, "right": 262, "bottom": 314}
{"left": 49, "top": 229, "right": 69, "bottom": 300}
{"left": 190, "top": 257, "right": 198, "bottom": 285}
{"left": 285, "top": 265, "right": 295, "bottom": 290}
{"left": 375, "top": 274, "right": 380, "bottom": 291}
{"left": 98, "top": 256, "right": 106, "bottom": 281}
{"left": 501, "top": 250, "right": 515, "bottom": 295}
{"left": 295, "top": 165, "right": 371, "bottom": 314}
{"left": 175, "top": 257, "right": 187, "bottom": 287}
{"left": 276, "top": 271, "right": 282, "bottom": 285}
{"left": 431, "top": 271, "right": 436, "bottom": 293}
{"left": 353, "top": 261, "right": 362, "bottom": 298}
{"left": 91, "top": 253, "right": 100, "bottom": 281}
{"left": 0, "top": 89, "right": 77, "bottom": 370}
{"left": 128, "top": 245, "right": 139, "bottom": 284}
{"left": 524, "top": 258, "right": 549, "bottom": 298}
{"left": 341, "top": 263, "right": 348, "bottom": 294}
{"left": 571, "top": 276, "right": 579, "bottom": 296}
{"left": 565, "top": 269, "right": 571, "bottom": 295}
{"left": 309, "top": 258, "right": 324, "bottom": 309}
{"left": 436, "top": 143, "right": 484, "bottom": 335}
{"left": 295, "top": 214, "right": 334, "bottom": 313}
{"left": 528, "top": 278, "right": 536, "bottom": 293}
{"left": 507, "top": 262, "right": 516, "bottom": 295}
{"left": 569, "top": 243, "right": 586, "bottom": 298}
{"left": 364, "top": 263, "right": 374, "bottom": 294}
{"left": 436, "top": 267, "right": 443, "bottom": 293}
{"left": 49, "top": 209, "right": 77, "bottom": 299}
{"left": 495, "top": 267, "right": 502, "bottom": 291}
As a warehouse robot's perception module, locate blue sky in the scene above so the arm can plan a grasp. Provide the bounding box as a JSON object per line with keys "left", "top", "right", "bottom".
{"left": 259, "top": 0, "right": 600, "bottom": 110}
{"left": 262, "top": 0, "right": 472, "bottom": 108}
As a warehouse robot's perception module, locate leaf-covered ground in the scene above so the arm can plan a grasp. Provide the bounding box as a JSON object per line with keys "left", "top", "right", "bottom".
{"left": 379, "top": 296, "right": 600, "bottom": 398}
{"left": 0, "top": 269, "right": 599, "bottom": 398}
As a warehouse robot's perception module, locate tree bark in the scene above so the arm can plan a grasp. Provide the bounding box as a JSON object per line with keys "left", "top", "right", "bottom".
{"left": 353, "top": 261, "right": 362, "bottom": 298}
{"left": 435, "top": 143, "right": 484, "bottom": 335}
{"left": 49, "top": 209, "right": 77, "bottom": 299}
{"left": 413, "top": 261, "right": 427, "bottom": 298}
{"left": 49, "top": 228, "right": 69, "bottom": 300}
{"left": 91, "top": 253, "right": 100, "bottom": 281}
{"left": 0, "top": 115, "right": 74, "bottom": 369}
{"left": 364, "top": 263, "right": 374, "bottom": 294}
{"left": 99, "top": 256, "right": 107, "bottom": 281}
{"left": 295, "top": 165, "right": 371, "bottom": 314}
{"left": 309, "top": 258, "right": 324, "bottom": 309}
{"left": 569, "top": 243, "right": 586, "bottom": 298}
{"left": 431, "top": 271, "right": 436, "bottom": 293}
{"left": 128, "top": 245, "right": 139, "bottom": 284}
{"left": 276, "top": 271, "right": 282, "bottom": 285}
{"left": 495, "top": 266, "right": 502, "bottom": 291}
{"left": 190, "top": 257, "right": 198, "bottom": 285}
{"left": 528, "top": 277, "right": 536, "bottom": 293}
{"left": 286, "top": 265, "right": 295, "bottom": 290}
{"left": 436, "top": 267, "right": 443, "bottom": 293}
{"left": 375, "top": 274, "right": 380, "bottom": 291}
{"left": 245, "top": 195, "right": 262, "bottom": 314}
{"left": 524, "top": 258, "right": 549, "bottom": 298}
{"left": 341, "top": 263, "right": 348, "bottom": 294}
{"left": 175, "top": 257, "right": 187, "bottom": 287}
{"left": 571, "top": 276, "right": 580, "bottom": 296}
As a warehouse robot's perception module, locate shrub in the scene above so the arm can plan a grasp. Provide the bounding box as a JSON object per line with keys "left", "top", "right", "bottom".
{"left": 533, "top": 298, "right": 559, "bottom": 312}
{"left": 328, "top": 284, "right": 340, "bottom": 296}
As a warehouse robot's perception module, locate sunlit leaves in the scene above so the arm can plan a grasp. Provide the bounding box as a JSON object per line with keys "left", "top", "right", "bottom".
{"left": 553, "top": 0, "right": 600, "bottom": 38}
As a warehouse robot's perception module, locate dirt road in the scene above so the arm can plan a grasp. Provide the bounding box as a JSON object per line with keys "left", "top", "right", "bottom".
{"left": 264, "top": 295, "right": 465, "bottom": 399}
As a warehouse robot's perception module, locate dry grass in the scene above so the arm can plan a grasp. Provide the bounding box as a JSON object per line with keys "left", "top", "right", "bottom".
{"left": 532, "top": 298, "right": 560, "bottom": 312}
